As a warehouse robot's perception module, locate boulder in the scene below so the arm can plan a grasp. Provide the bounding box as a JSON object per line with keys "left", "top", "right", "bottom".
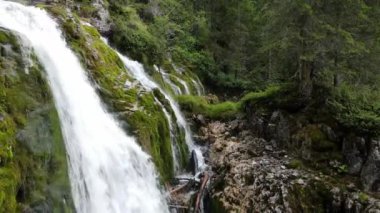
{"left": 361, "top": 138, "right": 380, "bottom": 192}
{"left": 267, "top": 111, "right": 290, "bottom": 148}
{"left": 343, "top": 136, "right": 367, "bottom": 175}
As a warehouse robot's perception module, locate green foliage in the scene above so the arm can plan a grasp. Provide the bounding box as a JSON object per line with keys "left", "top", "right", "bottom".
{"left": 108, "top": 5, "right": 162, "bottom": 64}
{"left": 328, "top": 84, "right": 380, "bottom": 135}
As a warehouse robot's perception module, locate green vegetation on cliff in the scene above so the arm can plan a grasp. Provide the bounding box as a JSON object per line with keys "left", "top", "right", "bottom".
{"left": 47, "top": 7, "right": 190, "bottom": 180}
{"left": 78, "top": 0, "right": 380, "bottom": 136}
{"left": 0, "top": 29, "right": 73, "bottom": 212}
{"left": 177, "top": 85, "right": 281, "bottom": 119}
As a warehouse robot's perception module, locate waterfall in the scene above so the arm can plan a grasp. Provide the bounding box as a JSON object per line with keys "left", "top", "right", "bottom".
{"left": 0, "top": 1, "right": 168, "bottom": 212}
{"left": 116, "top": 53, "right": 206, "bottom": 172}
{"left": 162, "top": 73, "right": 183, "bottom": 95}
{"left": 172, "top": 75, "right": 190, "bottom": 95}
{"left": 191, "top": 78, "right": 205, "bottom": 96}
{"left": 154, "top": 98, "right": 180, "bottom": 171}
{"left": 170, "top": 62, "right": 205, "bottom": 96}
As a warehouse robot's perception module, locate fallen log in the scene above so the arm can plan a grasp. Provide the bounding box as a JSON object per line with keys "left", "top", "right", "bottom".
{"left": 195, "top": 172, "right": 209, "bottom": 213}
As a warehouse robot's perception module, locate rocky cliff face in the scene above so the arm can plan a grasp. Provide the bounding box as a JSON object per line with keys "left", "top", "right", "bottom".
{"left": 197, "top": 118, "right": 380, "bottom": 212}
{"left": 246, "top": 107, "right": 380, "bottom": 194}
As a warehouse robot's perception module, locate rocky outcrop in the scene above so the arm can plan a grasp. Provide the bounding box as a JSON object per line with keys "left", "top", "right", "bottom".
{"left": 343, "top": 136, "right": 367, "bottom": 175}
{"left": 196, "top": 118, "right": 380, "bottom": 212}
{"left": 361, "top": 139, "right": 380, "bottom": 192}
{"left": 90, "top": 0, "right": 111, "bottom": 34}
{"left": 246, "top": 107, "right": 380, "bottom": 193}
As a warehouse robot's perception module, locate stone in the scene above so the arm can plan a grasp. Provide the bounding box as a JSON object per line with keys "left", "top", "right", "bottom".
{"left": 343, "top": 136, "right": 367, "bottom": 175}
{"left": 195, "top": 114, "right": 206, "bottom": 125}
{"left": 361, "top": 139, "right": 380, "bottom": 192}
{"left": 91, "top": 0, "right": 111, "bottom": 34}
{"left": 267, "top": 111, "right": 290, "bottom": 147}
{"left": 296, "top": 179, "right": 305, "bottom": 185}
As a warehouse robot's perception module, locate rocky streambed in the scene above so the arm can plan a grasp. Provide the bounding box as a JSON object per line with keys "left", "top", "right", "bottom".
{"left": 186, "top": 113, "right": 380, "bottom": 212}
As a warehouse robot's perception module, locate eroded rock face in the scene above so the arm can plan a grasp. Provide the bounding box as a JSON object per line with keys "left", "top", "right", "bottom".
{"left": 246, "top": 108, "right": 380, "bottom": 194}
{"left": 361, "top": 139, "right": 380, "bottom": 192}
{"left": 267, "top": 110, "right": 290, "bottom": 148}
{"left": 91, "top": 0, "right": 111, "bottom": 34}
{"left": 199, "top": 119, "right": 380, "bottom": 212}
{"left": 343, "top": 136, "right": 367, "bottom": 175}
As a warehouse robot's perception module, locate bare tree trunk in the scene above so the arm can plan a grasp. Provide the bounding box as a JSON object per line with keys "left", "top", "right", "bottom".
{"left": 299, "top": 60, "right": 313, "bottom": 100}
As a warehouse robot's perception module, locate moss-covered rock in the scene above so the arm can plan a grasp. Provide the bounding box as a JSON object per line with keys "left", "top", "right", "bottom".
{"left": 0, "top": 29, "right": 74, "bottom": 212}
{"left": 47, "top": 8, "right": 185, "bottom": 180}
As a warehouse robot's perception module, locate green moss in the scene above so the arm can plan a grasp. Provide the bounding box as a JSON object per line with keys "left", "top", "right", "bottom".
{"left": 151, "top": 71, "right": 177, "bottom": 96}
{"left": 55, "top": 15, "right": 179, "bottom": 180}
{"left": 176, "top": 85, "right": 284, "bottom": 120}
{"left": 359, "top": 192, "right": 369, "bottom": 203}
{"left": 0, "top": 29, "right": 73, "bottom": 212}
{"left": 240, "top": 85, "right": 282, "bottom": 105}
{"left": 287, "top": 181, "right": 332, "bottom": 212}
{"left": 177, "top": 95, "right": 240, "bottom": 119}
{"left": 288, "top": 159, "right": 304, "bottom": 169}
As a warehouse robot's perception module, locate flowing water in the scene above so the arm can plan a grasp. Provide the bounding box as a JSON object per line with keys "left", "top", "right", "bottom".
{"left": 172, "top": 75, "right": 190, "bottom": 95}
{"left": 0, "top": 1, "right": 168, "bottom": 212}
{"left": 154, "top": 98, "right": 181, "bottom": 171}
{"left": 162, "top": 73, "right": 183, "bottom": 95}
{"left": 116, "top": 53, "right": 206, "bottom": 172}
{"left": 155, "top": 65, "right": 198, "bottom": 96}
{"left": 192, "top": 78, "right": 204, "bottom": 96}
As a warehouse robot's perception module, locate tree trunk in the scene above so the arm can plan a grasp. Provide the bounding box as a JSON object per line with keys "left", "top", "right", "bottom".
{"left": 299, "top": 60, "right": 313, "bottom": 100}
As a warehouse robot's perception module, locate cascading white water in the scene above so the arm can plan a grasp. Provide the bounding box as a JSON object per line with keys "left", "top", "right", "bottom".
{"left": 191, "top": 79, "right": 204, "bottom": 96}
{"left": 154, "top": 66, "right": 186, "bottom": 95}
{"left": 0, "top": 1, "right": 168, "bottom": 212}
{"left": 172, "top": 75, "right": 190, "bottom": 95}
{"left": 154, "top": 98, "right": 180, "bottom": 171}
{"left": 116, "top": 53, "right": 205, "bottom": 171}
{"left": 162, "top": 73, "right": 183, "bottom": 95}
{"left": 170, "top": 62, "right": 206, "bottom": 96}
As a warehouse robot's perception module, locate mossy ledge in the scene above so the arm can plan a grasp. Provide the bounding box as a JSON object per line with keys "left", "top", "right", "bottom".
{"left": 0, "top": 29, "right": 74, "bottom": 212}
{"left": 176, "top": 85, "right": 281, "bottom": 120}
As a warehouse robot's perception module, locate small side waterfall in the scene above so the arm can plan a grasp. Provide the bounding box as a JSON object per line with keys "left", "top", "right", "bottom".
{"left": 153, "top": 97, "right": 181, "bottom": 171}
{"left": 192, "top": 78, "right": 205, "bottom": 96}
{"left": 154, "top": 65, "right": 204, "bottom": 96}
{"left": 116, "top": 53, "right": 206, "bottom": 172}
{"left": 162, "top": 72, "right": 183, "bottom": 95}
{"left": 0, "top": 1, "right": 168, "bottom": 212}
{"left": 172, "top": 75, "right": 191, "bottom": 95}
